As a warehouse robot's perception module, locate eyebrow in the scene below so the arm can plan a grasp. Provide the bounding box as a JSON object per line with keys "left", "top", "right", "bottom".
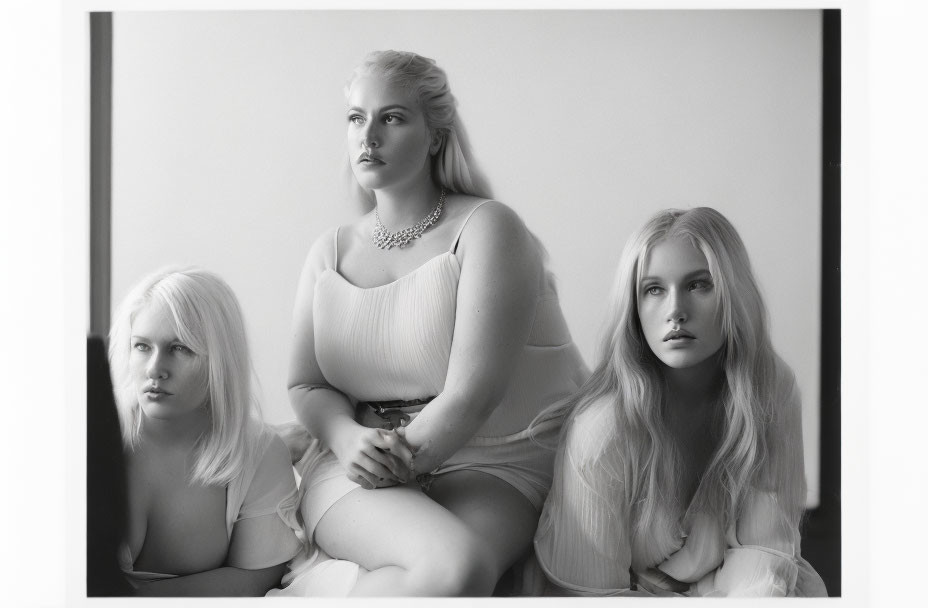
{"left": 346, "top": 104, "right": 412, "bottom": 114}
{"left": 129, "top": 335, "right": 181, "bottom": 343}
{"left": 639, "top": 269, "right": 712, "bottom": 285}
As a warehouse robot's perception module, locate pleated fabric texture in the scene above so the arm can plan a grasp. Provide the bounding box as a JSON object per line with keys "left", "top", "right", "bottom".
{"left": 313, "top": 223, "right": 589, "bottom": 439}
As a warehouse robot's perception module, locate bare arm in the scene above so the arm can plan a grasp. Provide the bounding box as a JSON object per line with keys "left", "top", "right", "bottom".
{"left": 400, "top": 202, "right": 542, "bottom": 473}
{"left": 287, "top": 232, "right": 413, "bottom": 486}
{"left": 287, "top": 232, "right": 353, "bottom": 439}
{"left": 133, "top": 564, "right": 287, "bottom": 597}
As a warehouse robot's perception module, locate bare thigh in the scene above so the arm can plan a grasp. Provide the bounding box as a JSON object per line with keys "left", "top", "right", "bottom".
{"left": 426, "top": 470, "right": 540, "bottom": 577}
{"left": 313, "top": 481, "right": 482, "bottom": 572}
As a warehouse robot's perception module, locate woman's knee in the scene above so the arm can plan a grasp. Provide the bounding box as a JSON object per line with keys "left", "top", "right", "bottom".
{"left": 409, "top": 528, "right": 499, "bottom": 596}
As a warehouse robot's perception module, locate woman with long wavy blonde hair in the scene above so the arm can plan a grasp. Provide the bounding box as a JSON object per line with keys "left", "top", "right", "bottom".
{"left": 532, "top": 207, "right": 826, "bottom": 597}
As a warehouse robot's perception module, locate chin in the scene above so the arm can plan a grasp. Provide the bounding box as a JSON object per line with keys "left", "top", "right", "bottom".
{"left": 657, "top": 352, "right": 710, "bottom": 370}
{"left": 351, "top": 169, "right": 392, "bottom": 192}
{"left": 140, "top": 402, "right": 198, "bottom": 421}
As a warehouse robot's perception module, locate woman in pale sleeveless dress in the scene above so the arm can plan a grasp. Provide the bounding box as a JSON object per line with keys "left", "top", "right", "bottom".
{"left": 283, "top": 50, "right": 588, "bottom": 596}
{"left": 532, "top": 208, "right": 827, "bottom": 596}
{"left": 108, "top": 268, "right": 302, "bottom": 596}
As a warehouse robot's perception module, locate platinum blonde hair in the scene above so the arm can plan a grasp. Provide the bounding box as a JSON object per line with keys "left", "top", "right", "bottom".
{"left": 108, "top": 267, "right": 263, "bottom": 487}
{"left": 535, "top": 207, "right": 806, "bottom": 569}
{"left": 345, "top": 50, "right": 493, "bottom": 208}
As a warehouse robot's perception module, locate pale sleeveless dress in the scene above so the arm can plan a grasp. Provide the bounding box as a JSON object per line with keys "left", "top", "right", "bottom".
{"left": 297, "top": 200, "right": 590, "bottom": 538}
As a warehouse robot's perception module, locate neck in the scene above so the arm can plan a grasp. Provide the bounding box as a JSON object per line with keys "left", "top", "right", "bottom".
{"left": 140, "top": 406, "right": 210, "bottom": 449}
{"left": 662, "top": 352, "right": 725, "bottom": 416}
{"left": 373, "top": 178, "right": 443, "bottom": 229}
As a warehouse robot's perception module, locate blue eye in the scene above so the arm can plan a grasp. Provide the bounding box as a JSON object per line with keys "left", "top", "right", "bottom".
{"left": 384, "top": 114, "right": 402, "bottom": 124}
{"left": 348, "top": 114, "right": 364, "bottom": 125}
{"left": 645, "top": 285, "right": 663, "bottom": 296}
{"left": 689, "top": 279, "right": 712, "bottom": 291}
{"left": 171, "top": 344, "right": 192, "bottom": 354}
{"left": 133, "top": 342, "right": 150, "bottom": 352}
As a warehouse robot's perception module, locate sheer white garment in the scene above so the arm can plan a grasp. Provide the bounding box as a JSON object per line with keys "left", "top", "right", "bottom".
{"left": 120, "top": 426, "right": 303, "bottom": 586}
{"left": 534, "top": 379, "right": 827, "bottom": 597}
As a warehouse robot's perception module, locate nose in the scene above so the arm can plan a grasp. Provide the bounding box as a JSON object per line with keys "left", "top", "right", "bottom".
{"left": 360, "top": 122, "right": 379, "bottom": 150}
{"left": 146, "top": 349, "right": 169, "bottom": 380}
{"left": 667, "top": 290, "right": 688, "bottom": 326}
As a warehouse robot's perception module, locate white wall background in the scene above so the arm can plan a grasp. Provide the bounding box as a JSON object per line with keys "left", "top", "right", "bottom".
{"left": 110, "top": 10, "right": 822, "bottom": 504}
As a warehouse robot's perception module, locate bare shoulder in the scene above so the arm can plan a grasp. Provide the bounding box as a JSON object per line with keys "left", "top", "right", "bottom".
{"left": 303, "top": 221, "right": 365, "bottom": 271}
{"left": 304, "top": 226, "right": 337, "bottom": 267}
{"left": 451, "top": 195, "right": 534, "bottom": 254}
{"left": 456, "top": 196, "right": 525, "bottom": 231}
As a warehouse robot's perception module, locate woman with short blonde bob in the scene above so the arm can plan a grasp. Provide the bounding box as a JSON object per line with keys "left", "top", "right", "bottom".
{"left": 286, "top": 50, "right": 588, "bottom": 596}
{"left": 109, "top": 267, "right": 302, "bottom": 596}
{"left": 533, "top": 208, "right": 826, "bottom": 597}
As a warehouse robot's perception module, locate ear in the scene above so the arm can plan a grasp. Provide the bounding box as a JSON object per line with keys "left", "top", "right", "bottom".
{"left": 429, "top": 130, "right": 444, "bottom": 156}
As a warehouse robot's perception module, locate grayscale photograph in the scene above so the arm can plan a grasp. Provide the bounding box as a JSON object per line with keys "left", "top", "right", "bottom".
{"left": 79, "top": 6, "right": 841, "bottom": 600}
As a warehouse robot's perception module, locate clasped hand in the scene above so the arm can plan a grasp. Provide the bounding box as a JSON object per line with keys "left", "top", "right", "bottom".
{"left": 334, "top": 425, "right": 416, "bottom": 489}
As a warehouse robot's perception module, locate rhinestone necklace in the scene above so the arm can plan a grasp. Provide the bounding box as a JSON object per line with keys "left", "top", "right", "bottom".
{"left": 372, "top": 189, "right": 446, "bottom": 250}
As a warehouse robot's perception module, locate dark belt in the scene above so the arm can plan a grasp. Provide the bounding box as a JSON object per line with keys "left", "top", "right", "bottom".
{"left": 358, "top": 397, "right": 434, "bottom": 430}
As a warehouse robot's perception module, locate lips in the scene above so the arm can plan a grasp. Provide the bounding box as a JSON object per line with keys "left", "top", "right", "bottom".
{"left": 663, "top": 328, "right": 695, "bottom": 342}
{"left": 357, "top": 153, "right": 384, "bottom": 165}
{"left": 144, "top": 385, "right": 172, "bottom": 396}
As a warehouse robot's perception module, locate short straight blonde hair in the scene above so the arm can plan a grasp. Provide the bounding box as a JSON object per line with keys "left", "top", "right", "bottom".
{"left": 108, "top": 267, "right": 262, "bottom": 486}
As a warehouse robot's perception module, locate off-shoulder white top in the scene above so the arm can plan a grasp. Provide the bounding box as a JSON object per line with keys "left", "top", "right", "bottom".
{"left": 534, "top": 377, "right": 827, "bottom": 597}
{"left": 120, "top": 426, "right": 303, "bottom": 585}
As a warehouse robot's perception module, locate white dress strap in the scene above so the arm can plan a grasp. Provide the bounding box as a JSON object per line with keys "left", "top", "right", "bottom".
{"left": 450, "top": 199, "right": 494, "bottom": 253}
{"left": 332, "top": 226, "right": 340, "bottom": 270}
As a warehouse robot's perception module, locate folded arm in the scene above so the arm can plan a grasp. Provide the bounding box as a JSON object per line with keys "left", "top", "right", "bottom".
{"left": 133, "top": 563, "right": 287, "bottom": 597}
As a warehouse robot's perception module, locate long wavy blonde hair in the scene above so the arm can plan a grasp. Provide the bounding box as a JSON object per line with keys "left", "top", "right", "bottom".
{"left": 108, "top": 267, "right": 263, "bottom": 487}
{"left": 536, "top": 207, "right": 806, "bottom": 567}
